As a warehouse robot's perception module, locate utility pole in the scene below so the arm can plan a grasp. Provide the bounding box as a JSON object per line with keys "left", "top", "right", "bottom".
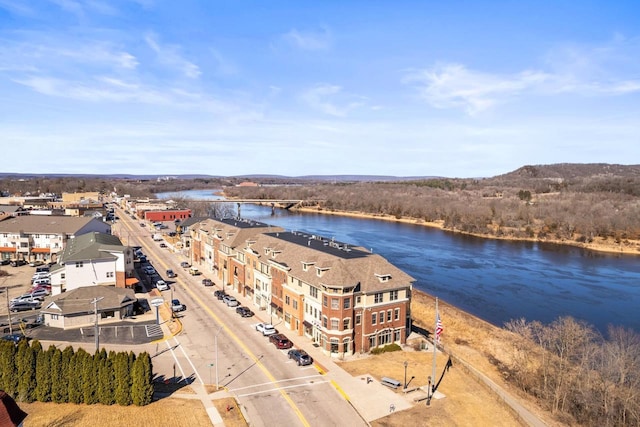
{"left": 91, "top": 297, "right": 104, "bottom": 352}
{"left": 5, "top": 287, "right": 12, "bottom": 335}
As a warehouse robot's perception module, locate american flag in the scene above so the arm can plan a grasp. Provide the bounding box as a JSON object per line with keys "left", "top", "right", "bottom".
{"left": 435, "top": 312, "right": 443, "bottom": 344}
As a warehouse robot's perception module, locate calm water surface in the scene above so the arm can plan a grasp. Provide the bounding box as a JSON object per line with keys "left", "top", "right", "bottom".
{"left": 158, "top": 190, "right": 640, "bottom": 333}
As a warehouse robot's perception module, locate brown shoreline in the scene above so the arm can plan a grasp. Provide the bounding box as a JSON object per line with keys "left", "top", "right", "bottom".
{"left": 292, "top": 205, "right": 640, "bottom": 256}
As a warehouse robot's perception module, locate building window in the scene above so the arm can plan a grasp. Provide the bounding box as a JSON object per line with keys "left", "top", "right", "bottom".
{"left": 323, "top": 316, "right": 328, "bottom": 328}
{"left": 374, "top": 293, "right": 383, "bottom": 303}
{"left": 394, "top": 308, "right": 400, "bottom": 321}
{"left": 372, "top": 312, "right": 377, "bottom": 325}
{"left": 394, "top": 330, "right": 402, "bottom": 342}
{"left": 387, "top": 310, "right": 392, "bottom": 322}
{"left": 343, "top": 318, "right": 350, "bottom": 330}
{"left": 75, "top": 261, "right": 83, "bottom": 268}
{"left": 293, "top": 300, "right": 298, "bottom": 310}
{"left": 356, "top": 296, "right": 361, "bottom": 304}
{"left": 61, "top": 273, "right": 65, "bottom": 279}
{"left": 331, "top": 319, "right": 339, "bottom": 330}
{"left": 390, "top": 290, "right": 399, "bottom": 301}
{"left": 379, "top": 311, "right": 385, "bottom": 324}
{"left": 285, "top": 296, "right": 290, "bottom": 305}
{"left": 343, "top": 298, "right": 351, "bottom": 309}
{"left": 106, "top": 271, "right": 114, "bottom": 278}
{"left": 323, "top": 295, "right": 328, "bottom": 307}
{"left": 331, "top": 298, "right": 339, "bottom": 309}
{"left": 310, "top": 286, "right": 318, "bottom": 298}
{"left": 369, "top": 336, "right": 376, "bottom": 349}
{"left": 355, "top": 313, "right": 361, "bottom": 325}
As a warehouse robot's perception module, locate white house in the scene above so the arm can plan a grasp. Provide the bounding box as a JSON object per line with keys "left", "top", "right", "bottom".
{"left": 49, "top": 232, "right": 135, "bottom": 295}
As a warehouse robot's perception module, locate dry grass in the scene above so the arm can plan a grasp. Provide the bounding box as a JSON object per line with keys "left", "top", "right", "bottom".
{"left": 213, "top": 398, "right": 248, "bottom": 427}
{"left": 340, "top": 351, "right": 525, "bottom": 427}
{"left": 21, "top": 398, "right": 213, "bottom": 427}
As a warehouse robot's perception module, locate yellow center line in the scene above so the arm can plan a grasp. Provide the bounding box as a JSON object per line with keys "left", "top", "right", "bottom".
{"left": 119, "top": 217, "right": 311, "bottom": 427}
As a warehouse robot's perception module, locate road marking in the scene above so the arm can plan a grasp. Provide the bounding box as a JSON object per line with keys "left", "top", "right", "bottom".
{"left": 120, "top": 218, "right": 311, "bottom": 427}
{"left": 172, "top": 336, "right": 205, "bottom": 385}
{"left": 165, "top": 339, "right": 188, "bottom": 382}
{"left": 234, "top": 380, "right": 330, "bottom": 398}
{"left": 230, "top": 374, "right": 325, "bottom": 392}
{"left": 330, "top": 379, "right": 350, "bottom": 401}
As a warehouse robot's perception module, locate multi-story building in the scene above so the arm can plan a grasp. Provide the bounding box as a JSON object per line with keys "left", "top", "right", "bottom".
{"left": 0, "top": 216, "right": 111, "bottom": 263}
{"left": 189, "top": 218, "right": 283, "bottom": 296}
{"left": 188, "top": 218, "right": 414, "bottom": 357}
{"left": 49, "top": 232, "right": 135, "bottom": 295}
{"left": 143, "top": 209, "right": 192, "bottom": 222}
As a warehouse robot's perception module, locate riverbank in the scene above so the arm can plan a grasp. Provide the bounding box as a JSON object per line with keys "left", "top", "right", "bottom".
{"left": 292, "top": 205, "right": 640, "bottom": 256}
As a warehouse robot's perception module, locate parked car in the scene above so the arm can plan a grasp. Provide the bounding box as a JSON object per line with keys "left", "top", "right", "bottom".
{"left": 10, "top": 259, "right": 27, "bottom": 267}
{"left": 0, "top": 259, "right": 10, "bottom": 265}
{"left": 29, "top": 288, "right": 49, "bottom": 299}
{"left": 235, "top": 306, "right": 254, "bottom": 317}
{"left": 32, "top": 278, "right": 51, "bottom": 287}
{"left": 255, "top": 323, "right": 277, "bottom": 336}
{"left": 139, "top": 256, "right": 147, "bottom": 263}
{"left": 159, "top": 243, "right": 167, "bottom": 248}
{"left": 223, "top": 295, "right": 239, "bottom": 307}
{"left": 166, "top": 269, "right": 176, "bottom": 278}
{"left": 29, "top": 260, "right": 44, "bottom": 267}
{"left": 156, "top": 280, "right": 170, "bottom": 291}
{"left": 202, "top": 278, "right": 213, "bottom": 287}
{"left": 10, "top": 300, "right": 41, "bottom": 312}
{"left": 140, "top": 222, "right": 146, "bottom": 227}
{"left": 188, "top": 267, "right": 201, "bottom": 276}
{"left": 35, "top": 265, "right": 50, "bottom": 273}
{"left": 11, "top": 293, "right": 41, "bottom": 303}
{"left": 1, "top": 333, "right": 29, "bottom": 344}
{"left": 287, "top": 349, "right": 314, "bottom": 366}
{"left": 171, "top": 299, "right": 186, "bottom": 312}
{"left": 143, "top": 266, "right": 156, "bottom": 275}
{"left": 180, "top": 261, "right": 190, "bottom": 268}
{"left": 269, "top": 334, "right": 293, "bottom": 349}
{"left": 214, "top": 290, "right": 226, "bottom": 300}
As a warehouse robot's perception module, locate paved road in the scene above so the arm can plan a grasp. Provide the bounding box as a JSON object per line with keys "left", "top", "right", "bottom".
{"left": 114, "top": 208, "right": 367, "bottom": 427}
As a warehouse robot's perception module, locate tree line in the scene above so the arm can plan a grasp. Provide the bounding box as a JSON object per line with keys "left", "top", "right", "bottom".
{"left": 504, "top": 317, "right": 640, "bottom": 426}
{"left": 0, "top": 339, "right": 153, "bottom": 406}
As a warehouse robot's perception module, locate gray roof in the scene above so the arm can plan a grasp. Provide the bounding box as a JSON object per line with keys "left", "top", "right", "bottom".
{"left": 41, "top": 285, "right": 136, "bottom": 315}
{"left": 58, "top": 232, "right": 126, "bottom": 263}
{"left": 0, "top": 215, "right": 106, "bottom": 234}
{"left": 249, "top": 231, "right": 415, "bottom": 293}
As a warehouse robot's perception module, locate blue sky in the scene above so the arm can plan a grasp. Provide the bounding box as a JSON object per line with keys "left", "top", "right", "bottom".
{"left": 1, "top": 1, "right": 639, "bottom": 178}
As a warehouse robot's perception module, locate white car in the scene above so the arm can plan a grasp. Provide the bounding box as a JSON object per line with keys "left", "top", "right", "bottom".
{"left": 255, "top": 323, "right": 276, "bottom": 336}
{"left": 156, "top": 280, "right": 170, "bottom": 291}
{"left": 223, "top": 295, "right": 239, "bottom": 307}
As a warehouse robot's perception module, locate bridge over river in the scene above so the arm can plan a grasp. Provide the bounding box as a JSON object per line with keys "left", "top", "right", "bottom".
{"left": 182, "top": 198, "right": 316, "bottom": 215}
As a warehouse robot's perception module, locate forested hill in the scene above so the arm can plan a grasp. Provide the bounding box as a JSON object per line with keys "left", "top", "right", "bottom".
{"left": 494, "top": 163, "right": 640, "bottom": 180}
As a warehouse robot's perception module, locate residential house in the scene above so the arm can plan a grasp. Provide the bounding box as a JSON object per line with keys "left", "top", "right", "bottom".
{"left": 0, "top": 216, "right": 111, "bottom": 264}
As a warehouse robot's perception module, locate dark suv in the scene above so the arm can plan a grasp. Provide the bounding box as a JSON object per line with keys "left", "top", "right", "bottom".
{"left": 287, "top": 348, "right": 313, "bottom": 366}
{"left": 269, "top": 334, "right": 293, "bottom": 350}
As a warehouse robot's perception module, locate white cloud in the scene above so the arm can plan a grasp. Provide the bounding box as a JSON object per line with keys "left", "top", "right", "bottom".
{"left": 282, "top": 27, "right": 331, "bottom": 51}
{"left": 404, "top": 63, "right": 550, "bottom": 115}
{"left": 144, "top": 32, "right": 201, "bottom": 79}
{"left": 301, "top": 83, "right": 365, "bottom": 117}
{"left": 406, "top": 36, "right": 640, "bottom": 115}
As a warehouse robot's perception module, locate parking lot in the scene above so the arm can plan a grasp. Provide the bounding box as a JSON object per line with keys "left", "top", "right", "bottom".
{"left": 0, "top": 263, "right": 161, "bottom": 344}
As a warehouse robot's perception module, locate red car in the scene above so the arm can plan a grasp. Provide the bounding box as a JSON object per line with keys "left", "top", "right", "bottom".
{"left": 269, "top": 334, "right": 293, "bottom": 350}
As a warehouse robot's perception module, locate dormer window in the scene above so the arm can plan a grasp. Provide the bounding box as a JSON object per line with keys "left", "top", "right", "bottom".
{"left": 301, "top": 261, "right": 315, "bottom": 272}
{"left": 375, "top": 273, "right": 392, "bottom": 283}
{"left": 316, "top": 266, "right": 330, "bottom": 277}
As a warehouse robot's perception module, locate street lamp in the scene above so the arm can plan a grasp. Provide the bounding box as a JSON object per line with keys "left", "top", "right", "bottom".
{"left": 404, "top": 360, "right": 408, "bottom": 389}
{"left": 214, "top": 325, "right": 223, "bottom": 390}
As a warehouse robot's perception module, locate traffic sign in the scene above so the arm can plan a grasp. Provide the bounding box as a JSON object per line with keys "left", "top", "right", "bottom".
{"left": 151, "top": 298, "right": 164, "bottom": 307}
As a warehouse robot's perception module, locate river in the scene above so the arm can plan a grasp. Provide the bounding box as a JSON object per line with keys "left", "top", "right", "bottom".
{"left": 157, "top": 189, "right": 640, "bottom": 334}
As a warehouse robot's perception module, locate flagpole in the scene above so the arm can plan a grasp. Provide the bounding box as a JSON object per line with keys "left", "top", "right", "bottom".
{"left": 431, "top": 297, "right": 438, "bottom": 395}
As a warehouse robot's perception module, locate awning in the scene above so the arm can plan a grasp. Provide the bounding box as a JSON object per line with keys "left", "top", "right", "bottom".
{"left": 125, "top": 277, "right": 139, "bottom": 287}
{"left": 31, "top": 248, "right": 52, "bottom": 253}
{"left": 303, "top": 321, "right": 313, "bottom": 328}
{"left": 270, "top": 302, "right": 279, "bottom": 309}
{"left": 0, "top": 247, "right": 16, "bottom": 253}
